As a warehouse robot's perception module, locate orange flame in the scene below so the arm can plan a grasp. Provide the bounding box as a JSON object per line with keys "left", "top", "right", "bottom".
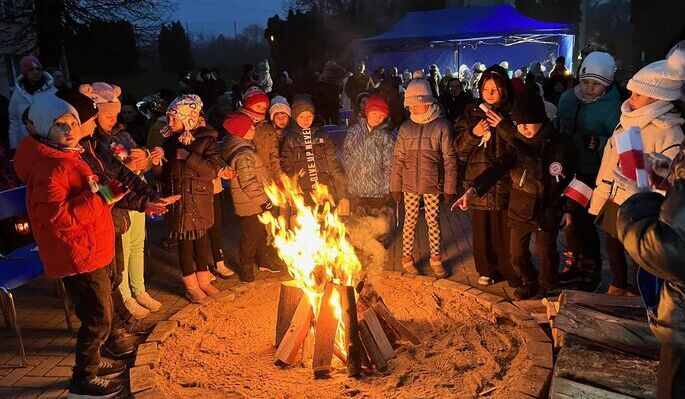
{"left": 259, "top": 175, "right": 361, "bottom": 358}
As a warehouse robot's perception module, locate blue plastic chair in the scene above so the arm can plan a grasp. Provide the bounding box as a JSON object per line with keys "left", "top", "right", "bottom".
{"left": 0, "top": 186, "right": 72, "bottom": 368}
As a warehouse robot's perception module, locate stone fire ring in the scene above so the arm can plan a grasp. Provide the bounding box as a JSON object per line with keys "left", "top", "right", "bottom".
{"left": 129, "top": 272, "right": 553, "bottom": 399}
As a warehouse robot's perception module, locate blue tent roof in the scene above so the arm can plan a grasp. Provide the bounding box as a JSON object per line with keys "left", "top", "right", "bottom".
{"left": 359, "top": 5, "right": 572, "bottom": 47}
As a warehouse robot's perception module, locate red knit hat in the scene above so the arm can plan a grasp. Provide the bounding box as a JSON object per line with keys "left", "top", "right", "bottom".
{"left": 241, "top": 87, "right": 270, "bottom": 121}
{"left": 364, "top": 94, "right": 389, "bottom": 117}
{"left": 223, "top": 113, "right": 254, "bottom": 138}
{"left": 20, "top": 55, "right": 42, "bottom": 74}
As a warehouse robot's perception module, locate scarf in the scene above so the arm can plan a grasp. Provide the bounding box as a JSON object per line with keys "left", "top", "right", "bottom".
{"left": 574, "top": 85, "right": 606, "bottom": 104}
{"left": 409, "top": 103, "right": 441, "bottom": 124}
{"left": 619, "top": 100, "right": 675, "bottom": 129}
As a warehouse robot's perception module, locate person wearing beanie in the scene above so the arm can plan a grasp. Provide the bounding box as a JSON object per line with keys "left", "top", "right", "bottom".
{"left": 155, "top": 94, "right": 226, "bottom": 304}
{"left": 390, "top": 79, "right": 457, "bottom": 279}
{"left": 252, "top": 94, "right": 285, "bottom": 181}
{"left": 14, "top": 94, "right": 127, "bottom": 398}
{"left": 454, "top": 82, "right": 576, "bottom": 300}
{"left": 57, "top": 88, "right": 174, "bottom": 358}
{"left": 455, "top": 64, "right": 517, "bottom": 287}
{"left": 81, "top": 82, "right": 169, "bottom": 319}
{"left": 438, "top": 76, "right": 475, "bottom": 124}
{"left": 8, "top": 55, "right": 56, "bottom": 149}
{"left": 281, "top": 94, "right": 348, "bottom": 203}
{"left": 240, "top": 86, "right": 270, "bottom": 122}
{"left": 556, "top": 51, "right": 622, "bottom": 289}
{"left": 590, "top": 48, "right": 685, "bottom": 297}
{"left": 343, "top": 93, "right": 395, "bottom": 216}
{"left": 221, "top": 112, "right": 276, "bottom": 282}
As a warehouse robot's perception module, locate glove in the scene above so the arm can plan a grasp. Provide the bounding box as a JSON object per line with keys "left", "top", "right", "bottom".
{"left": 443, "top": 193, "right": 456, "bottom": 205}
{"left": 391, "top": 191, "right": 402, "bottom": 203}
{"left": 97, "top": 180, "right": 128, "bottom": 204}
{"left": 583, "top": 135, "right": 600, "bottom": 151}
{"left": 260, "top": 200, "right": 274, "bottom": 213}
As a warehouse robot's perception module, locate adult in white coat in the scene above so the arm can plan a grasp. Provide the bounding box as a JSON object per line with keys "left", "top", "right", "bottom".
{"left": 7, "top": 55, "right": 56, "bottom": 149}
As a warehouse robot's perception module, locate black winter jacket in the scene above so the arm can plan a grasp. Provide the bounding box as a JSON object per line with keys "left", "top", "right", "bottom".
{"left": 455, "top": 102, "right": 512, "bottom": 211}
{"left": 471, "top": 122, "right": 576, "bottom": 231}
{"left": 80, "top": 134, "right": 160, "bottom": 213}
{"left": 618, "top": 150, "right": 685, "bottom": 346}
{"left": 159, "top": 127, "right": 225, "bottom": 233}
{"left": 281, "top": 125, "right": 347, "bottom": 200}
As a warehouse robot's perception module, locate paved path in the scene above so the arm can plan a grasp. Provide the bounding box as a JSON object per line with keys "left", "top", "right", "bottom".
{"left": 0, "top": 195, "right": 613, "bottom": 398}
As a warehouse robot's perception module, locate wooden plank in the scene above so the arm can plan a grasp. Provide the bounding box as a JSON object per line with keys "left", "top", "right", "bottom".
{"left": 341, "top": 285, "right": 362, "bottom": 377}
{"left": 561, "top": 290, "right": 644, "bottom": 308}
{"left": 550, "top": 377, "right": 635, "bottom": 399}
{"left": 372, "top": 301, "right": 420, "bottom": 345}
{"left": 553, "top": 343, "right": 658, "bottom": 398}
{"left": 275, "top": 281, "right": 304, "bottom": 347}
{"left": 359, "top": 321, "right": 387, "bottom": 371}
{"left": 275, "top": 294, "right": 313, "bottom": 366}
{"left": 363, "top": 308, "right": 395, "bottom": 361}
{"left": 312, "top": 284, "right": 339, "bottom": 378}
{"left": 553, "top": 303, "right": 659, "bottom": 359}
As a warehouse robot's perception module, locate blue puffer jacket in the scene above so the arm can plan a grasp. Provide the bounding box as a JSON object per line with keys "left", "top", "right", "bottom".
{"left": 342, "top": 118, "right": 395, "bottom": 198}
{"left": 557, "top": 85, "right": 622, "bottom": 176}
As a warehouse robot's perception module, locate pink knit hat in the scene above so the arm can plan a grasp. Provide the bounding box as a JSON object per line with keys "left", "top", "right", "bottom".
{"left": 79, "top": 82, "right": 122, "bottom": 114}
{"left": 20, "top": 55, "right": 42, "bottom": 74}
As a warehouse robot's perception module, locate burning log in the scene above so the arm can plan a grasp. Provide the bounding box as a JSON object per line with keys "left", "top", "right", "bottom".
{"left": 276, "top": 281, "right": 305, "bottom": 347}
{"left": 362, "top": 309, "right": 395, "bottom": 361}
{"left": 312, "top": 284, "right": 340, "bottom": 378}
{"left": 275, "top": 294, "right": 313, "bottom": 366}
{"left": 341, "top": 285, "right": 362, "bottom": 377}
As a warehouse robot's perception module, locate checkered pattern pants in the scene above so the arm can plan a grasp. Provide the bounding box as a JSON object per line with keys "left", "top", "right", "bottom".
{"left": 402, "top": 192, "right": 441, "bottom": 259}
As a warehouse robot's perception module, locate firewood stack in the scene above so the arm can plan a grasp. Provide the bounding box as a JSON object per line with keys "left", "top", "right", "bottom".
{"left": 274, "top": 277, "right": 419, "bottom": 378}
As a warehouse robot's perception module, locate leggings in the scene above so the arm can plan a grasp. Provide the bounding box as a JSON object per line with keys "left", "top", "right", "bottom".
{"left": 177, "top": 236, "right": 209, "bottom": 277}
{"left": 402, "top": 192, "right": 441, "bottom": 259}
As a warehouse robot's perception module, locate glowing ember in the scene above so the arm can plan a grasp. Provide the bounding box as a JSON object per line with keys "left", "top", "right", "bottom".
{"left": 259, "top": 174, "right": 362, "bottom": 359}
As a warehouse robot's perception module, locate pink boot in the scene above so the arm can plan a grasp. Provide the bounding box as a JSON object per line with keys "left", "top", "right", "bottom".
{"left": 182, "top": 274, "right": 211, "bottom": 305}
{"left": 197, "top": 270, "right": 221, "bottom": 298}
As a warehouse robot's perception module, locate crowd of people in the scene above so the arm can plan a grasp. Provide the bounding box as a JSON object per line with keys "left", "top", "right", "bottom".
{"left": 1, "top": 39, "right": 685, "bottom": 398}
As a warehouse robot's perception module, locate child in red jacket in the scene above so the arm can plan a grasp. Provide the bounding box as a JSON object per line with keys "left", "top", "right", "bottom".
{"left": 14, "top": 95, "right": 127, "bottom": 399}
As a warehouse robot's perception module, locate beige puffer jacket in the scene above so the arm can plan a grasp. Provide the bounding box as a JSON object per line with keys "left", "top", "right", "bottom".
{"left": 589, "top": 101, "right": 684, "bottom": 215}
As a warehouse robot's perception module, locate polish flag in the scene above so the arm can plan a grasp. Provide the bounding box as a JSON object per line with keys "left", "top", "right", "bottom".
{"left": 616, "top": 126, "right": 650, "bottom": 188}
{"left": 563, "top": 178, "right": 593, "bottom": 208}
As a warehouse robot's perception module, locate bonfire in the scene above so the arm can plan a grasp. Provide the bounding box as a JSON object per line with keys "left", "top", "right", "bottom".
{"left": 259, "top": 176, "right": 418, "bottom": 379}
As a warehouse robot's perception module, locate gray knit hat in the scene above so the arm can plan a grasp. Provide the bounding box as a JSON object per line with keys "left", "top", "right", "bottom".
{"left": 403, "top": 79, "right": 435, "bottom": 107}
{"left": 269, "top": 95, "right": 291, "bottom": 119}
{"left": 29, "top": 94, "right": 80, "bottom": 139}
{"left": 291, "top": 94, "right": 315, "bottom": 119}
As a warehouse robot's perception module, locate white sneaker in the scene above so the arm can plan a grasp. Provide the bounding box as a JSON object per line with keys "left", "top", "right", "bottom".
{"left": 124, "top": 298, "right": 150, "bottom": 320}
{"left": 134, "top": 292, "right": 162, "bottom": 312}
{"left": 478, "top": 276, "right": 495, "bottom": 286}
{"left": 214, "top": 261, "right": 235, "bottom": 278}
